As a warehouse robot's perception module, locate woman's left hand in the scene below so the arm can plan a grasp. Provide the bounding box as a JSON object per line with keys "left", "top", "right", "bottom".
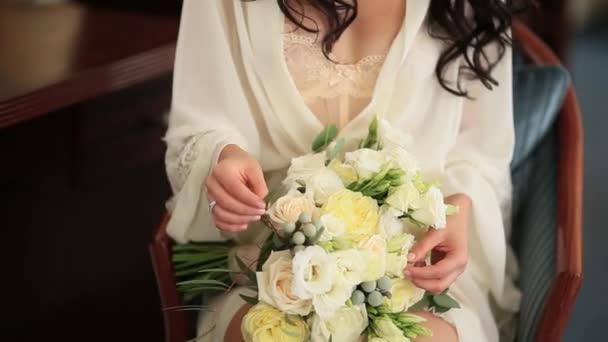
{"left": 403, "top": 194, "right": 471, "bottom": 294}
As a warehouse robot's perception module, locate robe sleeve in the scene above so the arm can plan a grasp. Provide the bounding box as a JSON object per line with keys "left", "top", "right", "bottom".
{"left": 439, "top": 45, "right": 519, "bottom": 307}
{"left": 164, "top": 0, "right": 260, "bottom": 243}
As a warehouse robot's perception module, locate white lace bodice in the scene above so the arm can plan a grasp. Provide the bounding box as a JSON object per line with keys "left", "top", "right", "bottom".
{"left": 283, "top": 28, "right": 387, "bottom": 129}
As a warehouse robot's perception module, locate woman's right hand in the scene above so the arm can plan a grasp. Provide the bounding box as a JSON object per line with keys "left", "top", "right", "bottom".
{"left": 206, "top": 144, "right": 268, "bottom": 232}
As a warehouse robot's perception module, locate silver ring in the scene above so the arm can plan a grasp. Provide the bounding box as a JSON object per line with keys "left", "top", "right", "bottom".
{"left": 208, "top": 200, "right": 217, "bottom": 213}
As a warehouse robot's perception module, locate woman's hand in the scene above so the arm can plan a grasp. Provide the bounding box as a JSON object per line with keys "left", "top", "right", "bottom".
{"left": 404, "top": 194, "right": 471, "bottom": 294}
{"left": 206, "top": 144, "right": 268, "bottom": 232}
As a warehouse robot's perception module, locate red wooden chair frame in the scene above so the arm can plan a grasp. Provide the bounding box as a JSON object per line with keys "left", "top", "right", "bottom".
{"left": 512, "top": 20, "right": 584, "bottom": 342}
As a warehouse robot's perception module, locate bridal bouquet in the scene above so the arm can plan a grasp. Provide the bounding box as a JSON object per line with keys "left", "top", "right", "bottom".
{"left": 173, "top": 117, "right": 460, "bottom": 342}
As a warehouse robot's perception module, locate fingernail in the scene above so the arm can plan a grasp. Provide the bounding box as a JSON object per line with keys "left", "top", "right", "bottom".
{"left": 240, "top": 224, "right": 248, "bottom": 230}
{"left": 257, "top": 209, "right": 266, "bottom": 215}
{"left": 407, "top": 253, "right": 416, "bottom": 262}
{"left": 253, "top": 216, "right": 261, "bottom": 221}
{"left": 404, "top": 269, "right": 412, "bottom": 277}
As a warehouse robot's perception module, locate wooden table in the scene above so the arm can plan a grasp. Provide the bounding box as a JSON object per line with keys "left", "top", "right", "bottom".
{"left": 0, "top": 3, "right": 178, "bottom": 128}
{"left": 0, "top": 4, "right": 178, "bottom": 341}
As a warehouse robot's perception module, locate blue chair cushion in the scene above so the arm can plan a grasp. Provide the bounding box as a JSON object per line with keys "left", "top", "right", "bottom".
{"left": 511, "top": 64, "right": 570, "bottom": 170}
{"left": 510, "top": 63, "right": 570, "bottom": 341}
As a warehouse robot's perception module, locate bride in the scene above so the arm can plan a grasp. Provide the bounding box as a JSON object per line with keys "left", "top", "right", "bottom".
{"left": 164, "top": 0, "right": 523, "bottom": 341}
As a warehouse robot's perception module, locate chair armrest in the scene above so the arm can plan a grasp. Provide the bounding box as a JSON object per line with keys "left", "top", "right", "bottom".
{"left": 513, "top": 20, "right": 584, "bottom": 342}
{"left": 149, "top": 213, "right": 192, "bottom": 342}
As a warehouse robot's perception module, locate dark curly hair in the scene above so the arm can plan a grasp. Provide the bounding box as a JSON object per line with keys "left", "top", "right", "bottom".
{"left": 274, "top": 0, "right": 531, "bottom": 96}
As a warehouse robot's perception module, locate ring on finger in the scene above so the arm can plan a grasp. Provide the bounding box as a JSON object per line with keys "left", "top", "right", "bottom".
{"left": 208, "top": 200, "right": 218, "bottom": 213}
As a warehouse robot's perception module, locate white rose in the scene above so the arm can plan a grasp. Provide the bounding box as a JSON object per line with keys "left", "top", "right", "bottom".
{"left": 385, "top": 182, "right": 421, "bottom": 213}
{"left": 292, "top": 246, "right": 337, "bottom": 299}
{"left": 327, "top": 159, "right": 359, "bottom": 186}
{"left": 386, "top": 233, "right": 416, "bottom": 254}
{"left": 385, "top": 278, "right": 425, "bottom": 313}
{"left": 284, "top": 152, "right": 327, "bottom": 186}
{"left": 344, "top": 148, "right": 386, "bottom": 179}
{"left": 267, "top": 189, "right": 316, "bottom": 224}
{"left": 333, "top": 249, "right": 365, "bottom": 286}
{"left": 318, "top": 214, "right": 346, "bottom": 242}
{"left": 410, "top": 186, "right": 448, "bottom": 229}
{"left": 386, "top": 253, "right": 408, "bottom": 278}
{"left": 402, "top": 219, "right": 429, "bottom": 241}
{"left": 309, "top": 304, "right": 368, "bottom": 342}
{"left": 379, "top": 119, "right": 413, "bottom": 151}
{"left": 359, "top": 235, "right": 388, "bottom": 282}
{"left": 378, "top": 205, "right": 406, "bottom": 237}
{"left": 311, "top": 278, "right": 353, "bottom": 319}
{"left": 382, "top": 146, "right": 420, "bottom": 176}
{"left": 306, "top": 168, "right": 345, "bottom": 205}
{"left": 256, "top": 250, "right": 313, "bottom": 316}
{"left": 373, "top": 318, "right": 409, "bottom": 342}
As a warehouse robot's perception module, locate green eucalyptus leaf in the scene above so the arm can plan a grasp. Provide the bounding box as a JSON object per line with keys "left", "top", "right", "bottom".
{"left": 197, "top": 268, "right": 233, "bottom": 273}
{"left": 327, "top": 137, "right": 345, "bottom": 160}
{"left": 433, "top": 305, "right": 450, "bottom": 313}
{"left": 312, "top": 124, "right": 338, "bottom": 152}
{"left": 239, "top": 294, "right": 259, "bottom": 305}
{"left": 362, "top": 116, "right": 379, "bottom": 149}
{"left": 408, "top": 295, "right": 431, "bottom": 312}
{"left": 432, "top": 293, "right": 460, "bottom": 309}
{"left": 235, "top": 256, "right": 257, "bottom": 283}
{"left": 177, "top": 279, "right": 229, "bottom": 288}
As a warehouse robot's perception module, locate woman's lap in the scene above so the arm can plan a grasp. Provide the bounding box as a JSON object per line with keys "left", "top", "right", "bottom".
{"left": 198, "top": 270, "right": 507, "bottom": 342}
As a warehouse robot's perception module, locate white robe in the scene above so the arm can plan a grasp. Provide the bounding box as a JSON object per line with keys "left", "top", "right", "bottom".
{"left": 164, "top": 1, "right": 521, "bottom": 341}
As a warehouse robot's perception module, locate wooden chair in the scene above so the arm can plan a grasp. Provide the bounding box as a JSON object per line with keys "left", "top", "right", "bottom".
{"left": 149, "top": 21, "right": 583, "bottom": 342}
{"left": 150, "top": 214, "right": 192, "bottom": 342}
{"left": 511, "top": 21, "right": 584, "bottom": 342}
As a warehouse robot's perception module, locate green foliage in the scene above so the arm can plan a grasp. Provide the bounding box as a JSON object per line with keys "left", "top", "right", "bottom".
{"left": 359, "top": 116, "right": 379, "bottom": 149}
{"left": 366, "top": 304, "right": 432, "bottom": 340}
{"left": 409, "top": 289, "right": 460, "bottom": 314}
{"left": 327, "top": 137, "right": 345, "bottom": 161}
{"left": 172, "top": 241, "right": 234, "bottom": 303}
{"left": 312, "top": 124, "right": 338, "bottom": 153}
{"left": 239, "top": 294, "right": 259, "bottom": 305}
{"left": 347, "top": 167, "right": 405, "bottom": 201}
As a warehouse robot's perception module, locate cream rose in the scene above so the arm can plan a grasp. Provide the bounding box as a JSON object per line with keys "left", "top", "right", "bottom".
{"left": 410, "top": 186, "right": 448, "bottom": 229}
{"left": 241, "top": 303, "right": 309, "bottom": 342}
{"left": 291, "top": 246, "right": 337, "bottom": 300}
{"left": 321, "top": 189, "right": 380, "bottom": 244}
{"left": 359, "top": 235, "right": 388, "bottom": 282}
{"left": 256, "top": 250, "right": 312, "bottom": 316}
{"left": 309, "top": 304, "right": 368, "bottom": 342}
{"left": 268, "top": 189, "right": 316, "bottom": 225}
{"left": 385, "top": 278, "right": 425, "bottom": 313}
